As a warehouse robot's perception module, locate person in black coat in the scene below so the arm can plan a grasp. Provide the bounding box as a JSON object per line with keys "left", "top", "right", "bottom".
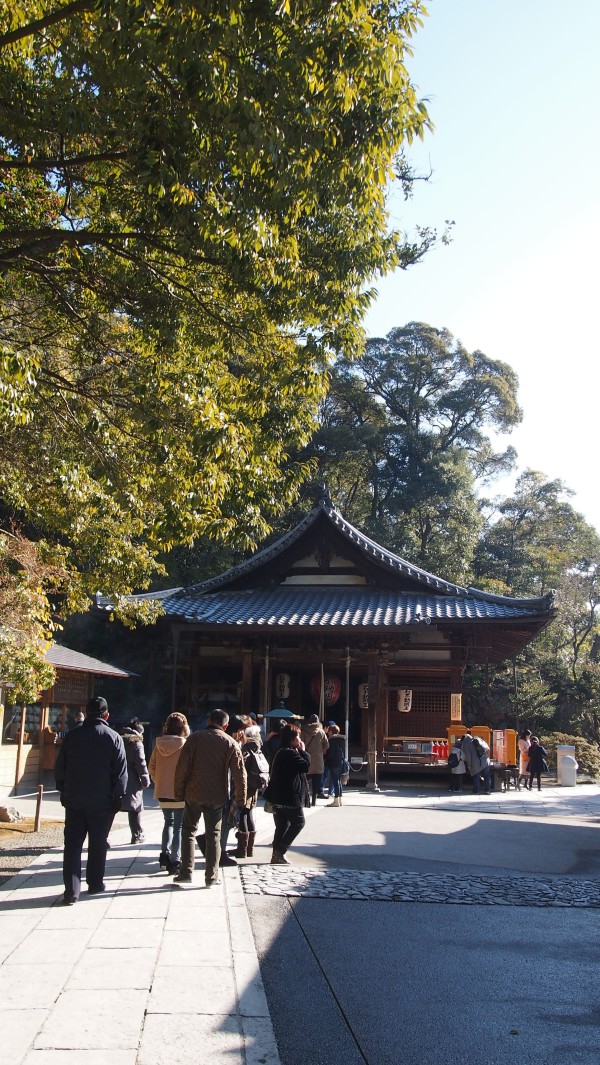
{"left": 120, "top": 718, "right": 150, "bottom": 843}
{"left": 263, "top": 724, "right": 310, "bottom": 865}
{"left": 55, "top": 696, "right": 127, "bottom": 904}
{"left": 526, "top": 736, "right": 549, "bottom": 792}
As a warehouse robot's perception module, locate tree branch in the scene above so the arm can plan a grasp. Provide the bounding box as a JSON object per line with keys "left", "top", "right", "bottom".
{"left": 0, "top": 150, "right": 129, "bottom": 170}
{"left": 0, "top": 0, "right": 95, "bottom": 49}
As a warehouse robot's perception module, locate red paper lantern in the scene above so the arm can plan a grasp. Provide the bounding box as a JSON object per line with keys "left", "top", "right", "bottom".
{"left": 310, "top": 673, "right": 341, "bottom": 706}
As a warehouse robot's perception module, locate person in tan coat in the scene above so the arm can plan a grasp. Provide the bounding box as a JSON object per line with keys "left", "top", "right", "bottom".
{"left": 173, "top": 708, "right": 246, "bottom": 887}
{"left": 302, "top": 714, "right": 329, "bottom": 805}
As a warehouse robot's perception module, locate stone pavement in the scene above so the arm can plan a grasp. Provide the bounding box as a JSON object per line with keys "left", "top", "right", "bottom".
{"left": 2, "top": 780, "right": 600, "bottom": 1064}
{"left": 0, "top": 807, "right": 280, "bottom": 1065}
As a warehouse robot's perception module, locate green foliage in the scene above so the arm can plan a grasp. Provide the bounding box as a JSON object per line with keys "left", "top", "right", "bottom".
{"left": 301, "top": 322, "right": 520, "bottom": 581}
{"left": 475, "top": 470, "right": 600, "bottom": 597}
{"left": 0, "top": 2, "right": 436, "bottom": 687}
{"left": 0, "top": 530, "right": 58, "bottom": 701}
{"left": 542, "top": 732, "right": 600, "bottom": 782}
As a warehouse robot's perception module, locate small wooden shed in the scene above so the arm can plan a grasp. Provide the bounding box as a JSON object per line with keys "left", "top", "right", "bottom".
{"left": 0, "top": 643, "right": 132, "bottom": 796}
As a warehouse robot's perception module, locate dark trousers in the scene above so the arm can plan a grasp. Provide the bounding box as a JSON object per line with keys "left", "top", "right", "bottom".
{"left": 181, "top": 802, "right": 223, "bottom": 882}
{"left": 273, "top": 805, "right": 305, "bottom": 856}
{"left": 128, "top": 810, "right": 143, "bottom": 838}
{"left": 308, "top": 774, "right": 323, "bottom": 803}
{"left": 63, "top": 807, "right": 113, "bottom": 898}
{"left": 529, "top": 771, "right": 542, "bottom": 790}
{"left": 238, "top": 805, "right": 256, "bottom": 833}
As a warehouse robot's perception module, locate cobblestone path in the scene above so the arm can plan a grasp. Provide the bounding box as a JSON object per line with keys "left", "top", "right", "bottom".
{"left": 241, "top": 865, "right": 600, "bottom": 908}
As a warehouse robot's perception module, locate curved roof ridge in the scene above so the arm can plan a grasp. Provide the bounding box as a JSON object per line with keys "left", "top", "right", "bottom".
{"left": 174, "top": 505, "right": 324, "bottom": 596}
{"left": 326, "top": 506, "right": 467, "bottom": 595}
{"left": 465, "top": 585, "right": 555, "bottom": 610}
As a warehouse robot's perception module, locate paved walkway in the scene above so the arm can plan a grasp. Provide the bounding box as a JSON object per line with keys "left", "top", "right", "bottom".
{"left": 0, "top": 807, "right": 280, "bottom": 1065}
{"left": 2, "top": 781, "right": 599, "bottom": 1064}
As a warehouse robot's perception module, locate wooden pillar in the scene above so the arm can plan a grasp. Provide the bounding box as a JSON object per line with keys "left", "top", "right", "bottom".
{"left": 259, "top": 643, "right": 271, "bottom": 720}
{"left": 377, "top": 673, "right": 388, "bottom": 755}
{"left": 241, "top": 648, "right": 253, "bottom": 716}
{"left": 366, "top": 652, "right": 380, "bottom": 791}
{"left": 14, "top": 702, "right": 26, "bottom": 793}
{"left": 38, "top": 704, "right": 49, "bottom": 784}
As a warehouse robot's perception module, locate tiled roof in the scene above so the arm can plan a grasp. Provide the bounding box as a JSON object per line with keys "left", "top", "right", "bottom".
{"left": 179, "top": 502, "right": 469, "bottom": 596}
{"left": 161, "top": 586, "right": 549, "bottom": 627}
{"left": 46, "top": 643, "right": 134, "bottom": 677}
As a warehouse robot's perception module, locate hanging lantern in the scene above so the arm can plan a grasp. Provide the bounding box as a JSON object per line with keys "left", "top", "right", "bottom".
{"left": 310, "top": 673, "right": 341, "bottom": 706}
{"left": 358, "top": 683, "right": 369, "bottom": 709}
{"left": 397, "top": 689, "right": 412, "bottom": 712}
{"left": 275, "top": 672, "right": 290, "bottom": 700}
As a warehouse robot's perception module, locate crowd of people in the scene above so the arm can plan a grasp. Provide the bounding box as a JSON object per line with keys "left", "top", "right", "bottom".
{"left": 448, "top": 729, "right": 549, "bottom": 794}
{"left": 55, "top": 700, "right": 551, "bottom": 903}
{"left": 54, "top": 699, "right": 349, "bottom": 903}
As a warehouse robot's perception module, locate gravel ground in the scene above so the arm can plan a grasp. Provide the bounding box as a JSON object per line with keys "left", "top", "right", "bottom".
{"left": 0, "top": 820, "right": 64, "bottom": 886}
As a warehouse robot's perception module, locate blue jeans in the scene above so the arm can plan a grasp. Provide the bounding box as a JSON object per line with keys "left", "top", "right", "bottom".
{"left": 161, "top": 807, "right": 184, "bottom": 862}
{"left": 329, "top": 768, "right": 343, "bottom": 797}
{"left": 472, "top": 765, "right": 491, "bottom": 793}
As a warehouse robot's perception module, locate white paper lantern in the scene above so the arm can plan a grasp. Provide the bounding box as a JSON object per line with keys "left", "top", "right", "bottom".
{"left": 275, "top": 672, "right": 290, "bottom": 699}
{"left": 397, "top": 689, "right": 412, "bottom": 712}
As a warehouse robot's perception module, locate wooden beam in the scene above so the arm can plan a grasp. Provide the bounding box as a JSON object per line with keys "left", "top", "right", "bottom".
{"left": 366, "top": 652, "right": 380, "bottom": 791}
{"left": 241, "top": 647, "right": 253, "bottom": 715}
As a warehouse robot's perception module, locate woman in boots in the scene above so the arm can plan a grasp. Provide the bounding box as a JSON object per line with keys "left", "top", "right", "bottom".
{"left": 526, "top": 735, "right": 549, "bottom": 792}
{"left": 121, "top": 718, "right": 150, "bottom": 842}
{"left": 236, "top": 724, "right": 266, "bottom": 858}
{"left": 263, "top": 724, "right": 310, "bottom": 864}
{"left": 148, "top": 712, "right": 190, "bottom": 873}
{"left": 324, "top": 723, "right": 345, "bottom": 806}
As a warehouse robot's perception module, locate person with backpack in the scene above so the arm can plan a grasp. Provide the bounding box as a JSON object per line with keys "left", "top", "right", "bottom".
{"left": 447, "top": 737, "right": 466, "bottom": 792}
{"left": 462, "top": 731, "right": 491, "bottom": 795}
{"left": 236, "top": 724, "right": 269, "bottom": 857}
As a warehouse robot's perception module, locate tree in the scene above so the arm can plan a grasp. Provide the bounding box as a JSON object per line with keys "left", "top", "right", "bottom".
{"left": 469, "top": 472, "right": 600, "bottom": 742}
{"left": 0, "top": 528, "right": 58, "bottom": 701}
{"left": 302, "top": 322, "right": 521, "bottom": 580}
{"left": 0, "top": 3, "right": 436, "bottom": 656}
{"left": 474, "top": 470, "right": 599, "bottom": 597}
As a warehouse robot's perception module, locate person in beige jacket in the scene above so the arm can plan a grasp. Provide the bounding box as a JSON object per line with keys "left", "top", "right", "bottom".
{"left": 173, "top": 708, "right": 246, "bottom": 887}
{"left": 148, "top": 712, "right": 190, "bottom": 875}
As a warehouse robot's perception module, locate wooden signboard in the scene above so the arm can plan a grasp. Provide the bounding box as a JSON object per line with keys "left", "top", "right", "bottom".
{"left": 51, "top": 670, "right": 90, "bottom": 705}
{"left": 450, "top": 693, "right": 462, "bottom": 722}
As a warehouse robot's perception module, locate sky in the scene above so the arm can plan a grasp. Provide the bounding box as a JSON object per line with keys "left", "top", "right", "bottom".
{"left": 363, "top": 0, "right": 600, "bottom": 532}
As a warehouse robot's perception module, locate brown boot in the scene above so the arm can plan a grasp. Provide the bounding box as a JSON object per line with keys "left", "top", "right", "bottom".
{"left": 247, "top": 832, "right": 256, "bottom": 857}
{"left": 234, "top": 832, "right": 249, "bottom": 858}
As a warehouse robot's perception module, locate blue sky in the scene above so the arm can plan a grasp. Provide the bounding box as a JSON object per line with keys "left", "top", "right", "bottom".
{"left": 364, "top": 0, "right": 600, "bottom": 532}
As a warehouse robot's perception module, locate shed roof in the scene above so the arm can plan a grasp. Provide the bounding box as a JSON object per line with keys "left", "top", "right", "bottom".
{"left": 46, "top": 643, "right": 134, "bottom": 678}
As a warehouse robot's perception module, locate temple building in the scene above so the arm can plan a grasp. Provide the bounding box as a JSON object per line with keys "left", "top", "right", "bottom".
{"left": 98, "top": 499, "right": 555, "bottom": 787}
